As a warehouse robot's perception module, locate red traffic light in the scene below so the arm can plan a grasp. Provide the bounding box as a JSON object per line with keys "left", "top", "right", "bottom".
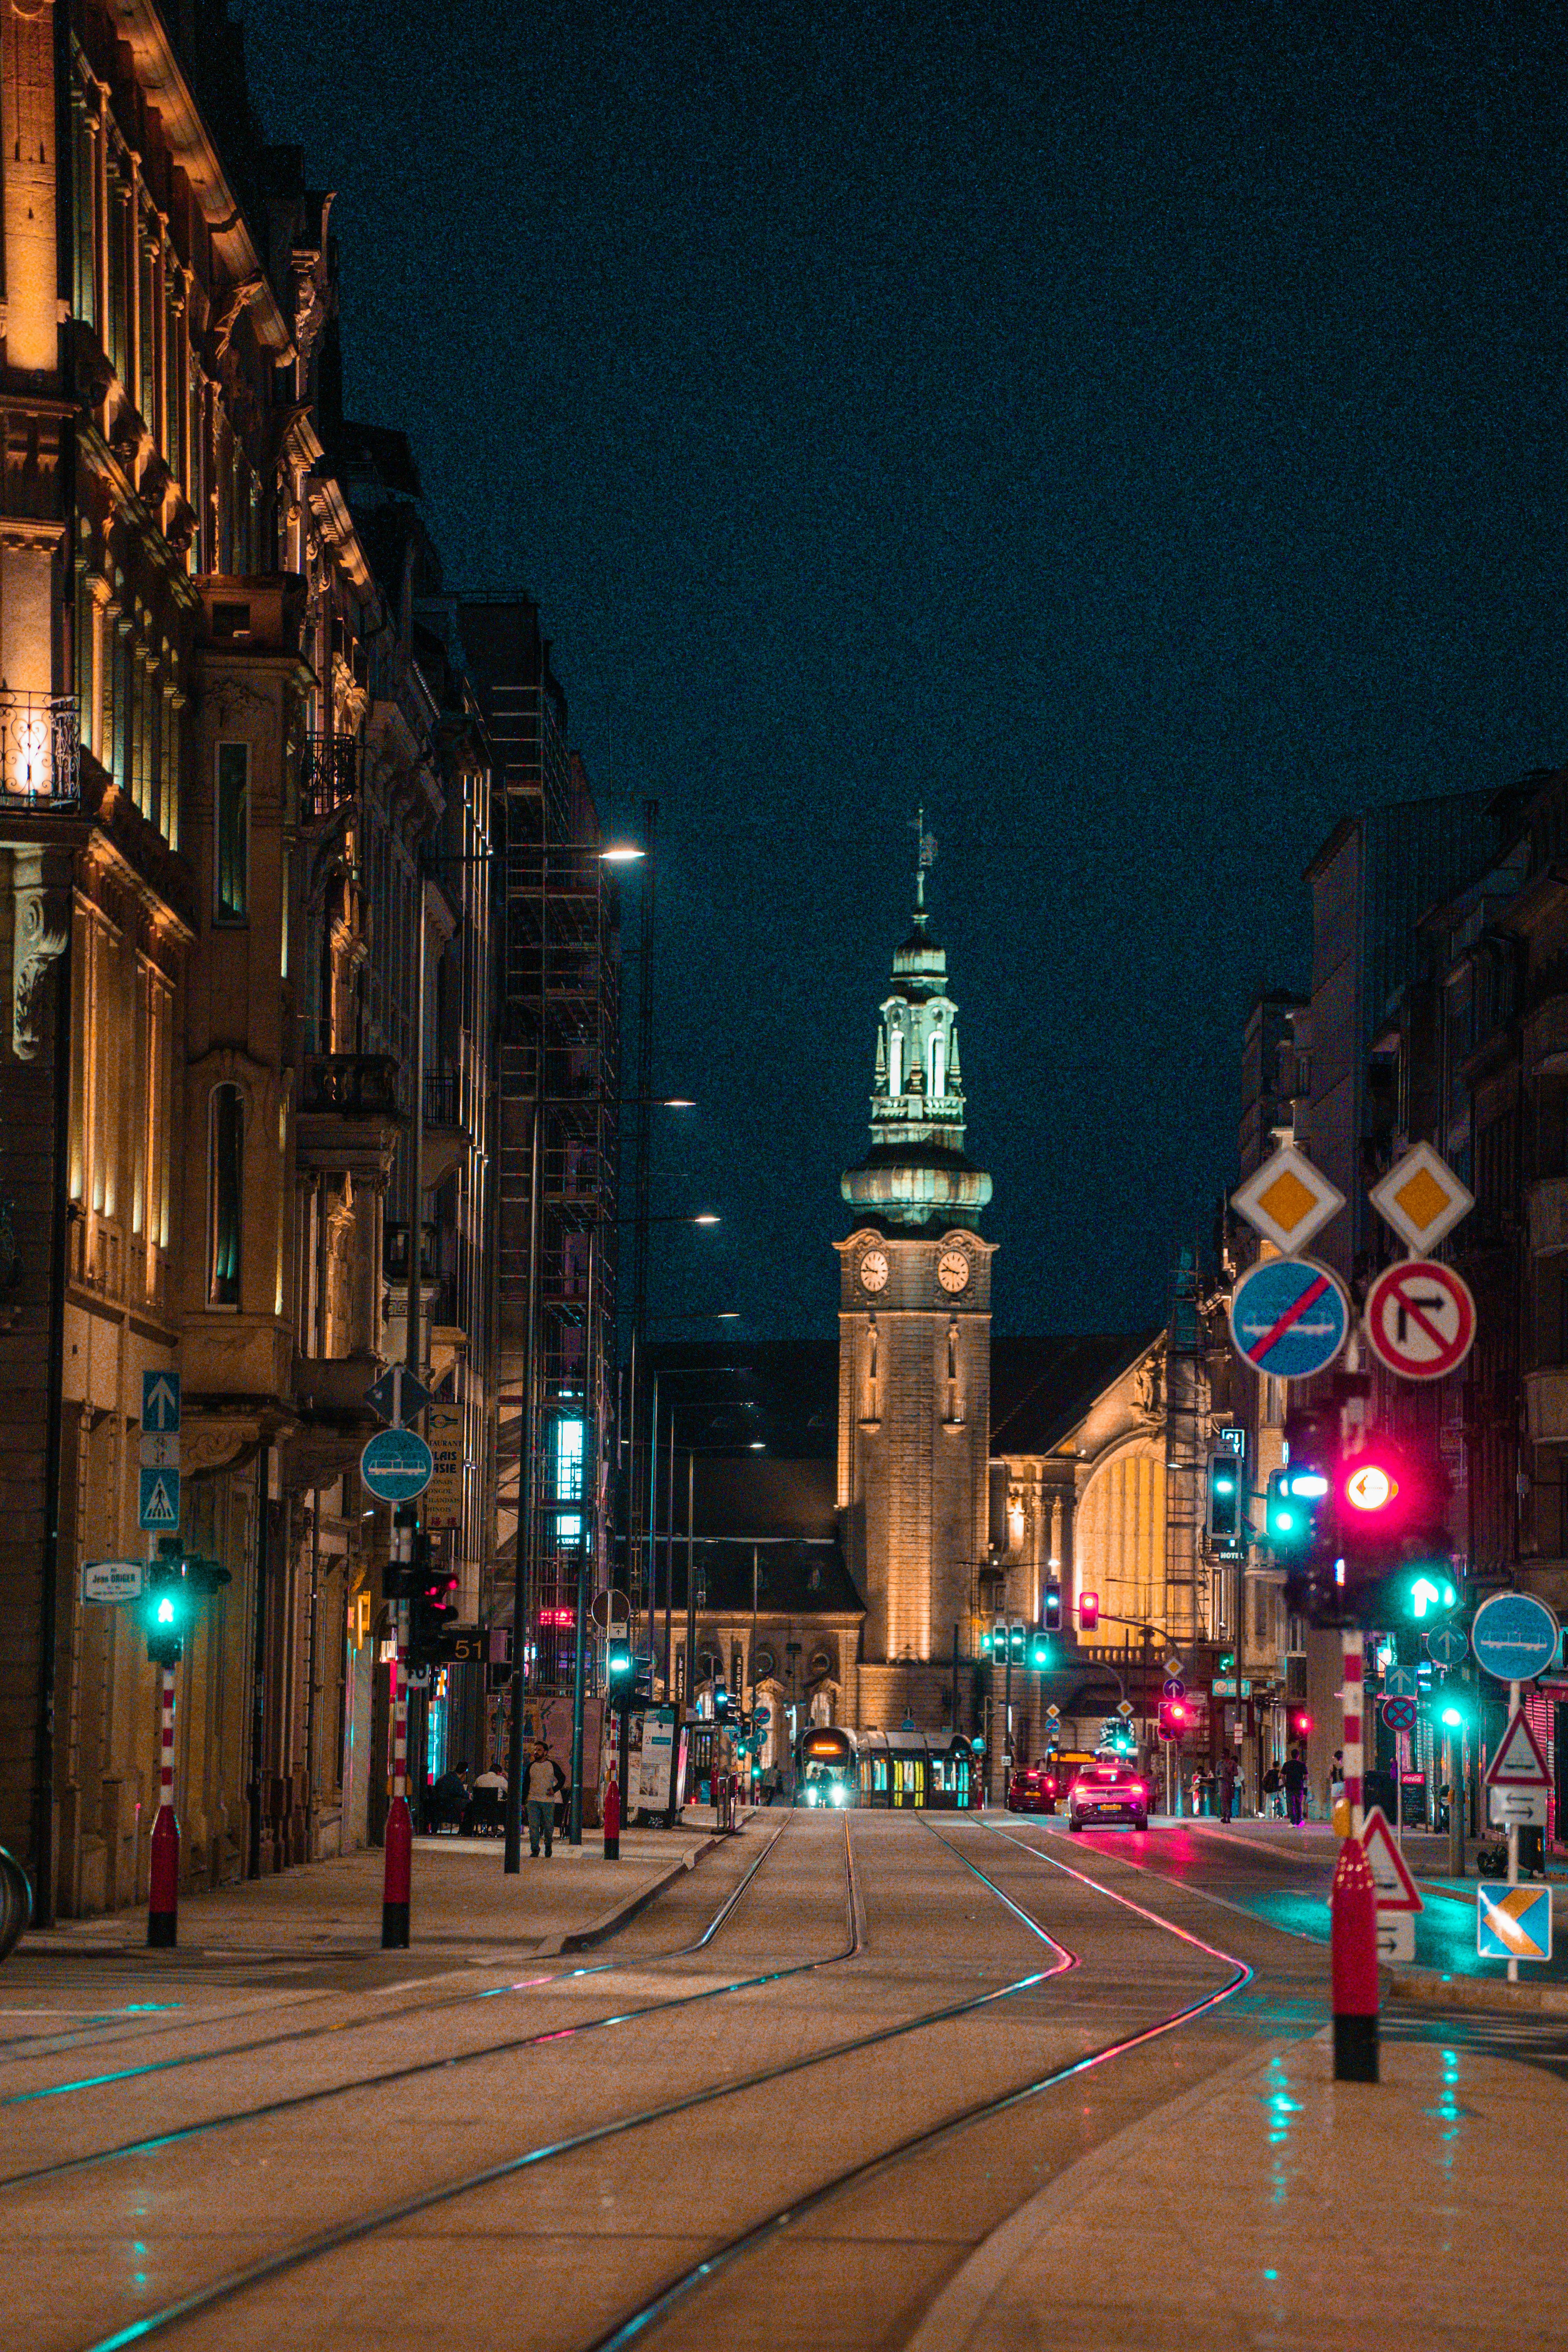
{"left": 1078, "top": 1590, "right": 1100, "bottom": 1631}
{"left": 1290, "top": 1708, "right": 1313, "bottom": 1738}
{"left": 1343, "top": 1460, "right": 1398, "bottom": 1514}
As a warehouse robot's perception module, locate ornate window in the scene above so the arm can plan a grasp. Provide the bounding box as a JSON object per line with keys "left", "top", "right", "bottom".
{"left": 215, "top": 742, "right": 249, "bottom": 921}
{"left": 208, "top": 1083, "right": 243, "bottom": 1307}
{"left": 887, "top": 1022, "right": 903, "bottom": 1096}
{"left": 930, "top": 1023, "right": 946, "bottom": 1097}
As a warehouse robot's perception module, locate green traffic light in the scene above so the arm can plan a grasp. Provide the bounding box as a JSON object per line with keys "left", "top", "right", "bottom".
{"left": 1440, "top": 1703, "right": 1464, "bottom": 1728}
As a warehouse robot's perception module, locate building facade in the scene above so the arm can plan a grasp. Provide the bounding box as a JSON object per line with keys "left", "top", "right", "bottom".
{"left": 0, "top": 2, "right": 499, "bottom": 1915}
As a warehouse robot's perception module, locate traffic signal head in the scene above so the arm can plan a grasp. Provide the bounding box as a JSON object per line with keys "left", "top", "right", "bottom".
{"left": 1008, "top": 1619, "right": 1026, "bottom": 1664}
{"left": 143, "top": 1558, "right": 192, "bottom": 1668}
{"left": 1334, "top": 1437, "right": 1456, "bottom": 1630}
{"left": 1157, "top": 1696, "right": 1188, "bottom": 1740}
{"left": 1219, "top": 1651, "right": 1236, "bottom": 1676}
{"left": 1078, "top": 1590, "right": 1099, "bottom": 1632}
{"left": 1027, "top": 1626, "right": 1050, "bottom": 1670}
{"left": 1043, "top": 1580, "right": 1063, "bottom": 1633}
{"left": 1290, "top": 1708, "right": 1312, "bottom": 1740}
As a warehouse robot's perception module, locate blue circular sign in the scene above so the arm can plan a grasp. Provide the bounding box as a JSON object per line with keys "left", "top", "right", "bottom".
{"left": 1228, "top": 1257, "right": 1350, "bottom": 1381}
{"left": 1470, "top": 1592, "right": 1560, "bottom": 1685}
{"left": 1425, "top": 1623, "right": 1469, "bottom": 1669}
{"left": 360, "top": 1427, "right": 434, "bottom": 1504}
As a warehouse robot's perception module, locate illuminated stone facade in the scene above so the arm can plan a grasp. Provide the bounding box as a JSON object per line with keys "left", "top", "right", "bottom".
{"left": 838, "top": 872, "right": 995, "bottom": 1728}
{"left": 0, "top": 3, "right": 498, "bottom": 1915}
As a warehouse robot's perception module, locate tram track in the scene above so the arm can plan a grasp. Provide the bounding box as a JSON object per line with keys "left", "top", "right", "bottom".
{"left": 0, "top": 1814, "right": 818, "bottom": 2189}
{"left": 581, "top": 1811, "right": 1253, "bottom": 2352}
{"left": 2, "top": 1814, "right": 792, "bottom": 2114}
{"left": 46, "top": 1814, "right": 1084, "bottom": 2352}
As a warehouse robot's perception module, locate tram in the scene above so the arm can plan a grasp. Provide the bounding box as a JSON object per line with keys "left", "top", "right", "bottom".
{"left": 856, "top": 1729, "right": 975, "bottom": 1810}
{"left": 796, "top": 1725, "right": 858, "bottom": 1807}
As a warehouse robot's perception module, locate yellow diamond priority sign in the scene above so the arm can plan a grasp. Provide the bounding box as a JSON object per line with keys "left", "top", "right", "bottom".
{"left": 1231, "top": 1145, "right": 1345, "bottom": 1256}
{"left": 1369, "top": 1141, "right": 1473, "bottom": 1255}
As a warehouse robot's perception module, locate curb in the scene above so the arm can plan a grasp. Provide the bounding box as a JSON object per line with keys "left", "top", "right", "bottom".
{"left": 550, "top": 1832, "right": 728, "bottom": 1955}
{"left": 1383, "top": 1964, "right": 1568, "bottom": 2019}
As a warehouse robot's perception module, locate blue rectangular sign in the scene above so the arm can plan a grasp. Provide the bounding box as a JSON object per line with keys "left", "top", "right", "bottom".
{"left": 138, "top": 1466, "right": 180, "bottom": 1532}
{"left": 1477, "top": 1883, "right": 1553, "bottom": 1963}
{"left": 141, "top": 1371, "right": 181, "bottom": 1433}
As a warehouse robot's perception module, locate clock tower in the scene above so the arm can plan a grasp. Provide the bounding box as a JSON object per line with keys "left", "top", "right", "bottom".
{"left": 836, "top": 847, "right": 994, "bottom": 1722}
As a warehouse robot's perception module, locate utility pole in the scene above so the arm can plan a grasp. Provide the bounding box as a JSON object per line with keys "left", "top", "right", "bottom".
{"left": 382, "top": 883, "right": 428, "bottom": 1948}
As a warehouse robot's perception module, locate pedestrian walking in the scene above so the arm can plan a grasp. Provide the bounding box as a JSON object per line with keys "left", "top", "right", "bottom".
{"left": 526, "top": 1742, "right": 559, "bottom": 1857}
{"left": 1282, "top": 1746, "right": 1307, "bottom": 1826}
{"left": 1219, "top": 1750, "right": 1238, "bottom": 1825}
{"left": 1262, "top": 1761, "right": 1281, "bottom": 1819}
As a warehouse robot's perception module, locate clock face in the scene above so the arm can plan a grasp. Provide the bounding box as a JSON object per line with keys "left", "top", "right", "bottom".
{"left": 860, "top": 1248, "right": 889, "bottom": 1294}
{"left": 937, "top": 1248, "right": 970, "bottom": 1295}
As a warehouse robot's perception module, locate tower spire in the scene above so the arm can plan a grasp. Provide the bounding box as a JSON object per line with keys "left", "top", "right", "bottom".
{"left": 912, "top": 806, "right": 936, "bottom": 926}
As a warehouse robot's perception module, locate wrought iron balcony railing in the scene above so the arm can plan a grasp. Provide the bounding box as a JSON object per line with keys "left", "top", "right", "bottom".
{"left": 300, "top": 1052, "right": 402, "bottom": 1119}
{"left": 0, "top": 693, "right": 81, "bottom": 811}
{"left": 423, "top": 1068, "right": 461, "bottom": 1127}
{"left": 299, "top": 733, "right": 360, "bottom": 825}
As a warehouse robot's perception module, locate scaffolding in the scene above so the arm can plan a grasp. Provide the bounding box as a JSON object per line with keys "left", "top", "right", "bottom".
{"left": 1163, "top": 1245, "right": 1206, "bottom": 1648}
{"left": 458, "top": 602, "right": 620, "bottom": 1696}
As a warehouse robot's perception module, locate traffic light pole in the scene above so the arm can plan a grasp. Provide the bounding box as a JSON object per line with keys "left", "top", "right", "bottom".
{"left": 381, "top": 1602, "right": 411, "bottom": 1948}
{"left": 148, "top": 1665, "right": 178, "bottom": 1948}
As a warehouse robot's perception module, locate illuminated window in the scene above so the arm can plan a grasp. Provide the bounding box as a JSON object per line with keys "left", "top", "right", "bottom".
{"left": 215, "top": 743, "right": 249, "bottom": 921}
{"left": 888, "top": 1024, "right": 903, "bottom": 1095}
{"left": 552, "top": 1416, "right": 585, "bottom": 1503}
{"left": 208, "top": 1084, "right": 243, "bottom": 1306}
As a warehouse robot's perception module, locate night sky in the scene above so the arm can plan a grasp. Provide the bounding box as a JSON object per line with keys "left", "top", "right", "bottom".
{"left": 246, "top": 0, "right": 1567, "bottom": 1337}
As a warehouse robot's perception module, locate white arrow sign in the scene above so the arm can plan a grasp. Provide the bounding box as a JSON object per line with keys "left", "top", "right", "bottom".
{"left": 142, "top": 1371, "right": 181, "bottom": 1432}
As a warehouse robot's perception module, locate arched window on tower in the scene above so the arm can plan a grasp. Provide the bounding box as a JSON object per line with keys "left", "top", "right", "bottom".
{"left": 930, "top": 1023, "right": 946, "bottom": 1098}
{"left": 887, "top": 1022, "right": 903, "bottom": 1096}
{"left": 863, "top": 1317, "right": 879, "bottom": 1423}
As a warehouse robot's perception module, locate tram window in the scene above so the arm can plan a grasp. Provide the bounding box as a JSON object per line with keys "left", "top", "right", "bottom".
{"left": 873, "top": 1759, "right": 888, "bottom": 1791}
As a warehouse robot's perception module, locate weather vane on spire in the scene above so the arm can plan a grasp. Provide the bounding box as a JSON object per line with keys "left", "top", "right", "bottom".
{"left": 911, "top": 806, "right": 937, "bottom": 914}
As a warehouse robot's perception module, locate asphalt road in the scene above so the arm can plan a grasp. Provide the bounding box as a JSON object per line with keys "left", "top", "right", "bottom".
{"left": 1057, "top": 1813, "right": 1568, "bottom": 1982}
{"left": 2, "top": 1809, "right": 1553, "bottom": 2352}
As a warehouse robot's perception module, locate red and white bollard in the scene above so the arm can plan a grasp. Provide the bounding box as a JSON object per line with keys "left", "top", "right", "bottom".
{"left": 1330, "top": 1833, "right": 1378, "bottom": 2081}
{"left": 603, "top": 1764, "right": 621, "bottom": 1861}
{"left": 381, "top": 1605, "right": 411, "bottom": 1948}
{"left": 148, "top": 1665, "right": 179, "bottom": 1948}
{"left": 1341, "top": 1627, "right": 1364, "bottom": 1839}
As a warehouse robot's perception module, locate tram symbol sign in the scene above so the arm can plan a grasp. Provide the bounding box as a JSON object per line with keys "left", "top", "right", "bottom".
{"left": 1381, "top": 1695, "right": 1419, "bottom": 1734}
{"left": 1363, "top": 1259, "right": 1476, "bottom": 1383}
{"left": 1471, "top": 1592, "right": 1561, "bottom": 1685}
{"left": 359, "top": 1427, "right": 433, "bottom": 1504}
{"left": 1228, "top": 1257, "right": 1350, "bottom": 1381}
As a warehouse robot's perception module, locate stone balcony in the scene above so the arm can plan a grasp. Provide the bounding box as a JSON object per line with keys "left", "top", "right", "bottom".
{"left": 296, "top": 1053, "right": 404, "bottom": 1185}
{"left": 1524, "top": 1368, "right": 1568, "bottom": 1444}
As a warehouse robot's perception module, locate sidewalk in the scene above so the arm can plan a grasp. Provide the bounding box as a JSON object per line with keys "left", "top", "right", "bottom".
{"left": 908, "top": 2026, "right": 1568, "bottom": 2352}
{"left": 17, "top": 1810, "right": 749, "bottom": 1965}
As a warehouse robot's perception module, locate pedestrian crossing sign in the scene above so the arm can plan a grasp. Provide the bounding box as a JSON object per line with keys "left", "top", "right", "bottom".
{"left": 1476, "top": 1883, "right": 1553, "bottom": 1963}
{"left": 138, "top": 1466, "right": 180, "bottom": 1531}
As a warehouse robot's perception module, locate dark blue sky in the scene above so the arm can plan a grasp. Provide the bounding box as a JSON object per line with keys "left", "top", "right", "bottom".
{"left": 247, "top": 0, "right": 1567, "bottom": 1334}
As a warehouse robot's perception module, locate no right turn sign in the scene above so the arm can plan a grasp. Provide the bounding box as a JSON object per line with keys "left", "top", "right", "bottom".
{"left": 1363, "top": 1259, "right": 1476, "bottom": 1382}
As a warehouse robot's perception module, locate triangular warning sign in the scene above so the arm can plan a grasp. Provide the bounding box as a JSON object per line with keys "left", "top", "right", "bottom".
{"left": 1485, "top": 1707, "right": 1552, "bottom": 1789}
{"left": 1359, "top": 1806, "right": 1424, "bottom": 1914}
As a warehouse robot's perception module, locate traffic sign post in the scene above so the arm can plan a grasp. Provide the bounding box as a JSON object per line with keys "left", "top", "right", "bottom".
{"left": 1360, "top": 1804, "right": 1424, "bottom": 1965}
{"left": 1469, "top": 1594, "right": 1560, "bottom": 1983}
{"left": 1363, "top": 1259, "right": 1476, "bottom": 1383}
{"left": 1228, "top": 1257, "right": 1350, "bottom": 1382}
